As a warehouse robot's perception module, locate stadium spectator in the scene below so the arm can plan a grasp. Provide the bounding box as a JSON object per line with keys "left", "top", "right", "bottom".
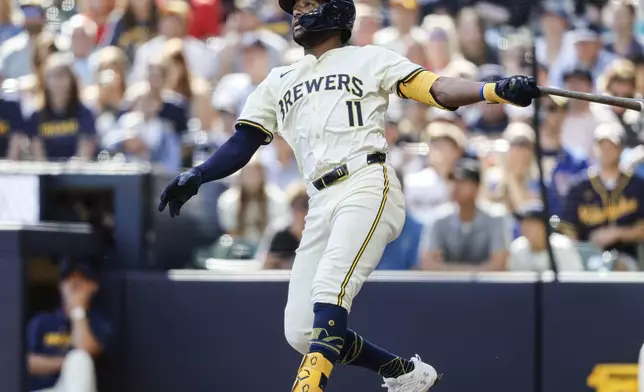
{"left": 0, "top": 0, "right": 21, "bottom": 46}
{"left": 163, "top": 38, "right": 195, "bottom": 102}
{"left": 550, "top": 24, "right": 618, "bottom": 89}
{"left": 101, "top": 0, "right": 159, "bottom": 62}
{"left": 130, "top": 0, "right": 216, "bottom": 83}
{"left": 77, "top": 0, "right": 115, "bottom": 45}
{"left": 560, "top": 67, "right": 601, "bottom": 159}
{"left": 263, "top": 183, "right": 308, "bottom": 270}
{"left": 604, "top": 1, "right": 644, "bottom": 61}
{"left": 372, "top": 0, "right": 425, "bottom": 54}
{"left": 593, "top": 59, "right": 641, "bottom": 147}
{"left": 422, "top": 14, "right": 471, "bottom": 75}
{"left": 501, "top": 122, "right": 539, "bottom": 214}
{"left": 259, "top": 134, "right": 301, "bottom": 190}
{"left": 539, "top": 96, "right": 589, "bottom": 218}
{"left": 422, "top": 157, "right": 511, "bottom": 271}
{"left": 22, "top": 53, "right": 97, "bottom": 161}
{"left": 560, "top": 122, "right": 644, "bottom": 261}
{"left": 125, "top": 56, "right": 189, "bottom": 136}
{"left": 259, "top": 1, "right": 292, "bottom": 39}
{"left": 468, "top": 65, "right": 510, "bottom": 137}
{"left": 535, "top": 1, "right": 571, "bottom": 68}
{"left": 27, "top": 260, "right": 111, "bottom": 392}
{"left": 19, "top": 31, "right": 59, "bottom": 115}
{"left": 210, "top": 0, "right": 288, "bottom": 80}
{"left": 404, "top": 121, "right": 466, "bottom": 225}
{"left": 0, "top": 95, "right": 25, "bottom": 160}
{"left": 84, "top": 46, "right": 128, "bottom": 145}
{"left": 186, "top": 0, "right": 222, "bottom": 40}
{"left": 351, "top": 3, "right": 382, "bottom": 47}
{"left": 508, "top": 200, "right": 584, "bottom": 272}
{"left": 0, "top": 1, "right": 45, "bottom": 80}
{"left": 59, "top": 14, "right": 99, "bottom": 88}
{"left": 377, "top": 171, "right": 423, "bottom": 270}
{"left": 455, "top": 7, "right": 500, "bottom": 66}
{"left": 217, "top": 158, "right": 290, "bottom": 248}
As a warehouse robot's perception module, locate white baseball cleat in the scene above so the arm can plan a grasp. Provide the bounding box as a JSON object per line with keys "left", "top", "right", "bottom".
{"left": 381, "top": 355, "right": 441, "bottom": 392}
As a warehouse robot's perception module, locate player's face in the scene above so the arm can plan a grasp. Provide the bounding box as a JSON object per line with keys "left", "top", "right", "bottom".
{"left": 292, "top": 0, "right": 323, "bottom": 39}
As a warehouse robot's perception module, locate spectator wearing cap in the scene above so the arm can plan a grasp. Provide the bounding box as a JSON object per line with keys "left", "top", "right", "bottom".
{"left": 210, "top": 0, "right": 288, "bottom": 81}
{"left": 422, "top": 157, "right": 511, "bottom": 271}
{"left": 560, "top": 122, "right": 644, "bottom": 261}
{"left": 549, "top": 24, "right": 618, "bottom": 89}
{"left": 372, "top": 0, "right": 425, "bottom": 55}
{"left": 0, "top": 1, "right": 45, "bottom": 80}
{"left": 404, "top": 121, "right": 466, "bottom": 225}
{"left": 262, "top": 183, "right": 308, "bottom": 269}
{"left": 467, "top": 65, "right": 509, "bottom": 137}
{"left": 422, "top": 14, "right": 474, "bottom": 76}
{"left": 27, "top": 259, "right": 111, "bottom": 392}
{"left": 0, "top": 0, "right": 21, "bottom": 46}
{"left": 351, "top": 3, "right": 382, "bottom": 47}
{"left": 377, "top": 171, "right": 424, "bottom": 270}
{"left": 58, "top": 14, "right": 99, "bottom": 89}
{"left": 501, "top": 122, "right": 540, "bottom": 215}
{"left": 535, "top": 1, "right": 572, "bottom": 67}
{"left": 593, "top": 59, "right": 641, "bottom": 148}
{"left": 455, "top": 8, "right": 500, "bottom": 67}
{"left": 560, "top": 67, "right": 601, "bottom": 159}
{"left": 100, "top": 0, "right": 159, "bottom": 63}
{"left": 604, "top": 1, "right": 644, "bottom": 61}
{"left": 539, "top": 96, "right": 589, "bottom": 218}
{"left": 508, "top": 200, "right": 584, "bottom": 272}
{"left": 130, "top": 0, "right": 216, "bottom": 83}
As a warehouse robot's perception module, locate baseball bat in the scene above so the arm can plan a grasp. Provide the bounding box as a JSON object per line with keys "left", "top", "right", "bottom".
{"left": 538, "top": 86, "right": 644, "bottom": 112}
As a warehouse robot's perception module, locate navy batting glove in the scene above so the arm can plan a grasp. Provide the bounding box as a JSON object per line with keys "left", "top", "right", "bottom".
{"left": 494, "top": 75, "right": 539, "bottom": 107}
{"left": 158, "top": 168, "right": 203, "bottom": 217}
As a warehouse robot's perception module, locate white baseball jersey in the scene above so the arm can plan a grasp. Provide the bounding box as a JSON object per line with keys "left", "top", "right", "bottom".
{"left": 236, "top": 45, "right": 424, "bottom": 182}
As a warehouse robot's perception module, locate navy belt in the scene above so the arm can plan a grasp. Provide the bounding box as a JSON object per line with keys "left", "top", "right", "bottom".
{"left": 312, "top": 152, "right": 387, "bottom": 191}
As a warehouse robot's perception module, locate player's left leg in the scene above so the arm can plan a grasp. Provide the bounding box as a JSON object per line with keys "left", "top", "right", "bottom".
{"left": 290, "top": 164, "right": 438, "bottom": 392}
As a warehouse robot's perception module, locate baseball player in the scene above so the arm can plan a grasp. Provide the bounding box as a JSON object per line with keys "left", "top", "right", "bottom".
{"left": 158, "top": 0, "right": 539, "bottom": 390}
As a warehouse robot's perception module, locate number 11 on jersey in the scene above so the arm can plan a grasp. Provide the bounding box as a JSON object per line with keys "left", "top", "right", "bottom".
{"left": 346, "top": 100, "right": 364, "bottom": 127}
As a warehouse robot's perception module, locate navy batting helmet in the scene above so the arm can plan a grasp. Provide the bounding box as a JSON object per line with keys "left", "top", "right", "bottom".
{"left": 279, "top": 0, "right": 356, "bottom": 44}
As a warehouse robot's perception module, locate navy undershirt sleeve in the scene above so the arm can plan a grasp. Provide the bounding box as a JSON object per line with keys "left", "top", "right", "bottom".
{"left": 195, "top": 125, "right": 266, "bottom": 184}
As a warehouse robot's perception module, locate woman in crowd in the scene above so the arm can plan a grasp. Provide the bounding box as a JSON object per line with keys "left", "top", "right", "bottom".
{"left": 163, "top": 38, "right": 194, "bottom": 102}
{"left": 84, "top": 46, "right": 128, "bottom": 146}
{"left": 456, "top": 7, "right": 500, "bottom": 66}
{"left": 23, "top": 53, "right": 97, "bottom": 161}
{"left": 19, "top": 32, "right": 59, "bottom": 114}
{"left": 422, "top": 13, "right": 475, "bottom": 76}
{"left": 217, "top": 159, "right": 291, "bottom": 249}
{"left": 0, "top": 0, "right": 21, "bottom": 45}
{"left": 101, "top": 0, "right": 158, "bottom": 62}
{"left": 106, "top": 57, "right": 182, "bottom": 170}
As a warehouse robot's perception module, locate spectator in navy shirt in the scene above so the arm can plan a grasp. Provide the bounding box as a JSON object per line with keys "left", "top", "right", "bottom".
{"left": 604, "top": 2, "right": 644, "bottom": 61}
{"left": 0, "top": 97, "right": 26, "bottom": 159}
{"left": 23, "top": 53, "right": 97, "bottom": 161}
{"left": 539, "top": 96, "right": 589, "bottom": 217}
{"left": 27, "top": 260, "right": 111, "bottom": 392}
{"left": 377, "top": 171, "right": 423, "bottom": 270}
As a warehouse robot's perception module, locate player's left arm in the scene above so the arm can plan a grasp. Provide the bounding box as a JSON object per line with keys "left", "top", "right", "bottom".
{"left": 400, "top": 72, "right": 539, "bottom": 109}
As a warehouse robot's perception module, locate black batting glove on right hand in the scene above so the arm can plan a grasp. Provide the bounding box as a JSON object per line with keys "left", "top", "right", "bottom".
{"left": 158, "top": 168, "right": 203, "bottom": 217}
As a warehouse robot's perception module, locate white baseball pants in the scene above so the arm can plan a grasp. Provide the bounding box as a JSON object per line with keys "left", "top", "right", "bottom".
{"left": 34, "top": 349, "right": 97, "bottom": 392}
{"left": 284, "top": 162, "right": 405, "bottom": 354}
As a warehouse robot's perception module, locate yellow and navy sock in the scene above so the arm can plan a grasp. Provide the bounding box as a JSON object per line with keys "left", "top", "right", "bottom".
{"left": 309, "top": 303, "right": 348, "bottom": 363}
{"left": 340, "top": 329, "right": 415, "bottom": 379}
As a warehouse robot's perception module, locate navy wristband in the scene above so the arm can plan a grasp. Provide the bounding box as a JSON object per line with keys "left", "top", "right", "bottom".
{"left": 479, "top": 84, "right": 486, "bottom": 101}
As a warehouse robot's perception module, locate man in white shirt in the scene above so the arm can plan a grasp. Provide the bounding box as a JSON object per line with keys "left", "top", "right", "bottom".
{"left": 508, "top": 200, "right": 584, "bottom": 272}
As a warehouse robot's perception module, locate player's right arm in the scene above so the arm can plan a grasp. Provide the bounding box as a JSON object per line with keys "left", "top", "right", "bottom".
{"left": 158, "top": 75, "right": 277, "bottom": 217}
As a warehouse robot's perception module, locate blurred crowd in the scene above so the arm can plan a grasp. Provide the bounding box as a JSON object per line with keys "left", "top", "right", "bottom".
{"left": 2, "top": 0, "right": 644, "bottom": 273}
